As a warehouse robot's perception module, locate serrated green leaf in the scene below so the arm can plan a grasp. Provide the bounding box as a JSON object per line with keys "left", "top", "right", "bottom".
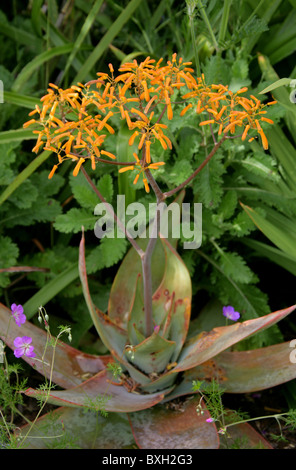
{"left": 218, "top": 251, "right": 256, "bottom": 284}
{"left": 54, "top": 208, "right": 97, "bottom": 233}
{"left": 193, "top": 151, "right": 225, "bottom": 208}
{"left": 0, "top": 236, "right": 19, "bottom": 287}
{"left": 167, "top": 160, "right": 193, "bottom": 187}
{"left": 97, "top": 174, "right": 114, "bottom": 202}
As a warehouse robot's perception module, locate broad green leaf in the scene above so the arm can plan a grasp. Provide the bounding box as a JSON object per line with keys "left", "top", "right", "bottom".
{"left": 108, "top": 192, "right": 185, "bottom": 329}
{"left": 0, "top": 128, "right": 35, "bottom": 144}
{"left": 79, "top": 229, "right": 150, "bottom": 386}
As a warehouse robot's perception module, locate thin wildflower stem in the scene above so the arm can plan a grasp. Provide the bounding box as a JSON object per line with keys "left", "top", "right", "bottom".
{"left": 81, "top": 166, "right": 144, "bottom": 258}
{"left": 164, "top": 134, "right": 227, "bottom": 199}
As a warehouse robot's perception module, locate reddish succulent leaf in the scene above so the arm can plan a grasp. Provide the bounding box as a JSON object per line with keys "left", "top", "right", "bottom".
{"left": 162, "top": 340, "right": 296, "bottom": 402}
{"left": 128, "top": 396, "right": 219, "bottom": 449}
{"left": 24, "top": 369, "right": 172, "bottom": 412}
{"left": 171, "top": 305, "right": 296, "bottom": 373}
{"left": 153, "top": 237, "right": 192, "bottom": 362}
{"left": 190, "top": 341, "right": 296, "bottom": 393}
{"left": 18, "top": 407, "right": 136, "bottom": 449}
{"left": 0, "top": 302, "right": 111, "bottom": 389}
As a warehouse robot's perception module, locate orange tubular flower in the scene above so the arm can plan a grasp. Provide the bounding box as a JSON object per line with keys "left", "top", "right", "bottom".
{"left": 118, "top": 153, "right": 165, "bottom": 193}
{"left": 24, "top": 53, "right": 276, "bottom": 180}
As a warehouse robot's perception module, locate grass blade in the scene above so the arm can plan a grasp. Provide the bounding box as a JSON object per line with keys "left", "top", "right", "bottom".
{"left": 23, "top": 264, "right": 79, "bottom": 319}
{"left": 0, "top": 150, "right": 52, "bottom": 206}
{"left": 4, "top": 91, "right": 41, "bottom": 109}
{"left": 73, "top": 0, "right": 143, "bottom": 83}
{"left": 61, "top": 0, "right": 104, "bottom": 80}
{"left": 11, "top": 44, "right": 76, "bottom": 93}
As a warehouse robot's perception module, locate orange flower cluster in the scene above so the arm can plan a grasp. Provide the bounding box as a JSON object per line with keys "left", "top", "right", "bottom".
{"left": 23, "top": 53, "right": 276, "bottom": 192}
{"left": 181, "top": 80, "right": 276, "bottom": 150}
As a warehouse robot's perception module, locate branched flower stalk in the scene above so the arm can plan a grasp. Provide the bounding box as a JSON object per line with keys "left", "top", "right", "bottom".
{"left": 24, "top": 53, "right": 276, "bottom": 338}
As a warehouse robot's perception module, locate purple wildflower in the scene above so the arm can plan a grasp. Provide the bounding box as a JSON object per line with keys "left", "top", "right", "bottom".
{"left": 13, "top": 336, "right": 36, "bottom": 358}
{"left": 11, "top": 304, "right": 26, "bottom": 327}
{"left": 206, "top": 417, "right": 215, "bottom": 423}
{"left": 223, "top": 305, "right": 240, "bottom": 321}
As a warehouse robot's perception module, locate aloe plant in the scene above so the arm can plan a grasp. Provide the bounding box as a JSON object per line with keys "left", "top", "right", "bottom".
{"left": 1, "top": 54, "right": 296, "bottom": 449}
{"left": 0, "top": 233, "right": 295, "bottom": 448}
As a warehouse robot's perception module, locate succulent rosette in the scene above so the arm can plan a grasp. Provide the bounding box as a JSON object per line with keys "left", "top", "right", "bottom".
{"left": 1, "top": 205, "right": 296, "bottom": 449}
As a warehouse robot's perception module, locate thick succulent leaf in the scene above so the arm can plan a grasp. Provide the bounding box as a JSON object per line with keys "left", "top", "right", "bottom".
{"left": 18, "top": 407, "right": 136, "bottom": 449}
{"left": 108, "top": 191, "right": 185, "bottom": 329}
{"left": 170, "top": 305, "right": 296, "bottom": 373}
{"left": 163, "top": 340, "right": 296, "bottom": 402}
{"left": 128, "top": 396, "right": 219, "bottom": 449}
{"left": 190, "top": 341, "right": 296, "bottom": 393}
{"left": 153, "top": 237, "right": 192, "bottom": 362}
{"left": 79, "top": 229, "right": 128, "bottom": 354}
{"left": 126, "top": 329, "right": 176, "bottom": 375}
{"left": 79, "top": 231, "right": 151, "bottom": 386}
{"left": 0, "top": 302, "right": 111, "bottom": 389}
{"left": 140, "top": 371, "right": 177, "bottom": 394}
{"left": 127, "top": 273, "right": 146, "bottom": 344}
{"left": 24, "top": 369, "right": 172, "bottom": 412}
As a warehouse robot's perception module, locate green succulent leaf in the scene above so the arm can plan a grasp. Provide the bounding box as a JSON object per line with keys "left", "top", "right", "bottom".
{"left": 126, "top": 330, "right": 176, "bottom": 376}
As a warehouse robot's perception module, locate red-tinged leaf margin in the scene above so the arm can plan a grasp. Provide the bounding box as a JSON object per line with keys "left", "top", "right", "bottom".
{"left": 24, "top": 369, "right": 172, "bottom": 413}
